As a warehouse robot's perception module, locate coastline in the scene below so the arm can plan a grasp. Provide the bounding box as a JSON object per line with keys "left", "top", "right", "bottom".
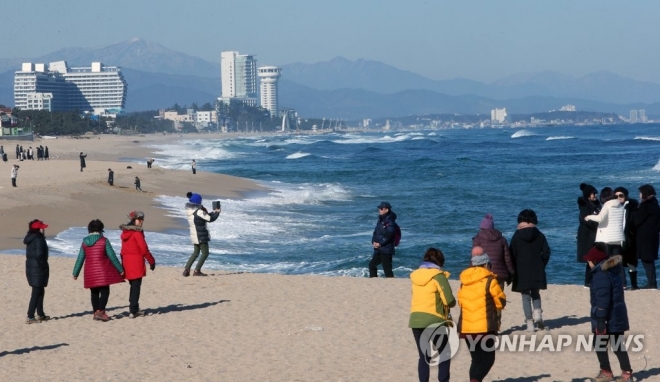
{"left": 0, "top": 133, "right": 265, "bottom": 251}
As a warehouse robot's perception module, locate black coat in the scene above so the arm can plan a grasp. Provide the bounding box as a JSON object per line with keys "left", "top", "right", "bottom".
{"left": 80, "top": 154, "right": 87, "bottom": 168}
{"left": 590, "top": 256, "right": 629, "bottom": 333}
{"left": 633, "top": 196, "right": 660, "bottom": 261}
{"left": 24, "top": 232, "right": 49, "bottom": 287}
{"left": 371, "top": 211, "right": 397, "bottom": 255}
{"left": 510, "top": 226, "right": 551, "bottom": 292}
{"left": 622, "top": 199, "right": 639, "bottom": 266}
{"left": 577, "top": 197, "right": 601, "bottom": 263}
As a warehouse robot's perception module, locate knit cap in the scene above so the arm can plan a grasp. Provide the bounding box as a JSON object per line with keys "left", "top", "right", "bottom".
{"left": 480, "top": 214, "right": 494, "bottom": 229}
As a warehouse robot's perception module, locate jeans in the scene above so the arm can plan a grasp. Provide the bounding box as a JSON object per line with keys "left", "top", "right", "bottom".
{"left": 129, "top": 278, "right": 142, "bottom": 314}
{"left": 27, "top": 286, "right": 45, "bottom": 318}
{"left": 185, "top": 242, "right": 210, "bottom": 271}
{"left": 593, "top": 333, "right": 632, "bottom": 373}
{"left": 90, "top": 286, "right": 110, "bottom": 311}
{"left": 520, "top": 289, "right": 541, "bottom": 320}
{"left": 465, "top": 335, "right": 496, "bottom": 382}
{"left": 412, "top": 328, "right": 450, "bottom": 382}
{"left": 368, "top": 252, "right": 393, "bottom": 277}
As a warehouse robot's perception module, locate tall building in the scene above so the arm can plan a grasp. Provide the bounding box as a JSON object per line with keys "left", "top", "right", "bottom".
{"left": 220, "top": 51, "right": 258, "bottom": 106}
{"left": 629, "top": 110, "right": 638, "bottom": 123}
{"left": 14, "top": 61, "right": 127, "bottom": 114}
{"left": 491, "top": 108, "right": 507, "bottom": 123}
{"left": 257, "top": 66, "right": 281, "bottom": 117}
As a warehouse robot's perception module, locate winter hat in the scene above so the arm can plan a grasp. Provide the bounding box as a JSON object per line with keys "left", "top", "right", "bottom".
{"left": 377, "top": 201, "right": 392, "bottom": 209}
{"left": 480, "top": 214, "right": 494, "bottom": 229}
{"left": 583, "top": 245, "right": 607, "bottom": 264}
{"left": 614, "top": 186, "right": 629, "bottom": 197}
{"left": 189, "top": 193, "right": 202, "bottom": 204}
{"left": 471, "top": 254, "right": 490, "bottom": 266}
{"left": 580, "top": 183, "right": 598, "bottom": 198}
{"left": 128, "top": 210, "right": 145, "bottom": 221}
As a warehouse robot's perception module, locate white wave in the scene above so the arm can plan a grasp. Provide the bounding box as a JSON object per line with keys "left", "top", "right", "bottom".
{"left": 286, "top": 152, "right": 311, "bottom": 159}
{"left": 333, "top": 134, "right": 410, "bottom": 145}
{"left": 427, "top": 132, "right": 437, "bottom": 136}
{"left": 511, "top": 129, "right": 536, "bottom": 138}
{"left": 653, "top": 158, "right": 660, "bottom": 171}
{"left": 546, "top": 136, "right": 575, "bottom": 141}
{"left": 144, "top": 140, "right": 241, "bottom": 170}
{"left": 411, "top": 136, "right": 426, "bottom": 140}
{"left": 635, "top": 136, "right": 660, "bottom": 141}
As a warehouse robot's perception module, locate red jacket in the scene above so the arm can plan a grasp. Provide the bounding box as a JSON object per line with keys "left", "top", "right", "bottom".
{"left": 120, "top": 225, "right": 155, "bottom": 281}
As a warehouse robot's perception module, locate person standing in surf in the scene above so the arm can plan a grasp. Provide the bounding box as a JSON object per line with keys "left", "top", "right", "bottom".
{"left": 182, "top": 193, "right": 221, "bottom": 277}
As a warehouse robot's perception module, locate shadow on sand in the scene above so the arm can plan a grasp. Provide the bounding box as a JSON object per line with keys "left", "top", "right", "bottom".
{"left": 493, "top": 375, "right": 550, "bottom": 382}
{"left": 501, "top": 315, "right": 590, "bottom": 335}
{"left": 111, "top": 300, "right": 230, "bottom": 320}
{"left": 50, "top": 305, "right": 129, "bottom": 320}
{"left": 0, "top": 343, "right": 69, "bottom": 357}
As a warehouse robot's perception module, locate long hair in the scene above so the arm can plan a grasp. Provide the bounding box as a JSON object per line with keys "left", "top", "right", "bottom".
{"left": 422, "top": 247, "right": 445, "bottom": 267}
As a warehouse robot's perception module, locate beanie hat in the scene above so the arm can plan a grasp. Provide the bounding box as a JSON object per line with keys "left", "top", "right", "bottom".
{"left": 471, "top": 254, "right": 490, "bottom": 266}
{"left": 583, "top": 245, "right": 607, "bottom": 264}
{"left": 189, "top": 193, "right": 202, "bottom": 204}
{"left": 580, "top": 183, "right": 598, "bottom": 199}
{"left": 613, "top": 186, "right": 629, "bottom": 197}
{"left": 480, "top": 214, "right": 494, "bottom": 229}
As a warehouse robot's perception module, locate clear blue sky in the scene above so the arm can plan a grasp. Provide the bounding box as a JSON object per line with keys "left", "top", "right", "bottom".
{"left": 3, "top": 0, "right": 659, "bottom": 83}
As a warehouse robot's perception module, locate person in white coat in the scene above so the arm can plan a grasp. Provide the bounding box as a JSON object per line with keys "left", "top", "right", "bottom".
{"left": 585, "top": 187, "right": 625, "bottom": 257}
{"left": 11, "top": 164, "right": 19, "bottom": 187}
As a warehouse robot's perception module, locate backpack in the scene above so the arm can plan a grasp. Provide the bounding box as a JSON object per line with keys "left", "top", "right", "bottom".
{"left": 393, "top": 222, "right": 402, "bottom": 247}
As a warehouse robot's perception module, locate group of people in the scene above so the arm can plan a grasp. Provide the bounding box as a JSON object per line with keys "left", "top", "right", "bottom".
{"left": 11, "top": 144, "right": 50, "bottom": 161}
{"left": 23, "top": 190, "right": 222, "bottom": 323}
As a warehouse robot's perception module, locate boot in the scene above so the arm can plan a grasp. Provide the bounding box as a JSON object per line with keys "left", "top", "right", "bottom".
{"left": 628, "top": 271, "right": 638, "bottom": 291}
{"left": 594, "top": 369, "right": 614, "bottom": 382}
{"left": 525, "top": 319, "right": 535, "bottom": 332}
{"left": 533, "top": 309, "right": 546, "bottom": 330}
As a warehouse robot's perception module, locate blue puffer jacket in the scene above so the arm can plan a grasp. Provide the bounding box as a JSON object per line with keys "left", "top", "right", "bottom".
{"left": 371, "top": 211, "right": 397, "bottom": 255}
{"left": 589, "top": 255, "right": 629, "bottom": 333}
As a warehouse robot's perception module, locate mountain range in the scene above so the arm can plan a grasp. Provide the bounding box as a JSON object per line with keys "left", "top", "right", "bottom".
{"left": 0, "top": 38, "right": 659, "bottom": 119}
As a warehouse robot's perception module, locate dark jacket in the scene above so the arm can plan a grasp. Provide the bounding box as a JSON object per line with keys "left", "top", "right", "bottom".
{"left": 590, "top": 255, "right": 629, "bottom": 333}
{"left": 472, "top": 228, "right": 514, "bottom": 282}
{"left": 622, "top": 199, "right": 639, "bottom": 266}
{"left": 79, "top": 153, "right": 87, "bottom": 168}
{"left": 633, "top": 196, "right": 660, "bottom": 261}
{"left": 24, "top": 232, "right": 49, "bottom": 287}
{"left": 577, "top": 197, "right": 601, "bottom": 263}
{"left": 372, "top": 211, "right": 397, "bottom": 255}
{"left": 510, "top": 224, "right": 551, "bottom": 292}
{"left": 108, "top": 170, "right": 114, "bottom": 183}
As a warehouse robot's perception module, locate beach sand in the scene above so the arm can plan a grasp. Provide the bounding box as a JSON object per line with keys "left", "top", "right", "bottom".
{"left": 0, "top": 134, "right": 658, "bottom": 381}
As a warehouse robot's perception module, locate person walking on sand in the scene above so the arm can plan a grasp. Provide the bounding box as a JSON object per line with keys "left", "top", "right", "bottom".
{"left": 191, "top": 159, "right": 197, "bottom": 174}
{"left": 583, "top": 244, "right": 634, "bottom": 382}
{"left": 457, "top": 250, "right": 506, "bottom": 382}
{"left": 15, "top": 144, "right": 19, "bottom": 160}
{"left": 409, "top": 247, "right": 456, "bottom": 382}
{"left": 578, "top": 183, "right": 601, "bottom": 287}
{"left": 509, "top": 209, "right": 551, "bottom": 332}
{"left": 11, "top": 164, "right": 19, "bottom": 187}
{"left": 107, "top": 168, "right": 114, "bottom": 186}
{"left": 134, "top": 176, "right": 143, "bottom": 192}
{"left": 182, "top": 193, "right": 220, "bottom": 276}
{"left": 24, "top": 219, "right": 51, "bottom": 324}
{"left": 633, "top": 184, "right": 660, "bottom": 289}
{"left": 472, "top": 214, "right": 514, "bottom": 290}
{"left": 44, "top": 146, "right": 49, "bottom": 160}
{"left": 119, "top": 211, "right": 156, "bottom": 318}
{"left": 72, "top": 219, "right": 125, "bottom": 322}
{"left": 369, "top": 201, "right": 399, "bottom": 278}
{"left": 79, "top": 152, "right": 87, "bottom": 172}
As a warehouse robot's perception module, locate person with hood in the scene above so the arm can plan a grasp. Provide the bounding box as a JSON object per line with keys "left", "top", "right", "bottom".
{"left": 79, "top": 152, "right": 87, "bottom": 172}
{"left": 633, "top": 184, "right": 660, "bottom": 289}
{"left": 457, "top": 248, "right": 506, "bottom": 382}
{"left": 369, "top": 201, "right": 398, "bottom": 278}
{"left": 578, "top": 183, "right": 601, "bottom": 287}
{"left": 183, "top": 193, "right": 221, "bottom": 276}
{"left": 24, "top": 219, "right": 50, "bottom": 324}
{"left": 119, "top": 211, "right": 156, "bottom": 318}
{"left": 472, "top": 214, "right": 514, "bottom": 289}
{"left": 616, "top": 187, "right": 639, "bottom": 290}
{"left": 409, "top": 247, "right": 456, "bottom": 382}
{"left": 72, "top": 219, "right": 124, "bottom": 322}
{"left": 583, "top": 244, "right": 634, "bottom": 382}
{"left": 510, "top": 209, "right": 551, "bottom": 332}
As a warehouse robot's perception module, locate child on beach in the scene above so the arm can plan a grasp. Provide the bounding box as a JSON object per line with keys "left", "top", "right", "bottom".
{"left": 509, "top": 209, "right": 551, "bottom": 332}
{"left": 584, "top": 243, "right": 634, "bottom": 382}
{"left": 119, "top": 211, "right": 156, "bottom": 318}
{"left": 72, "top": 219, "right": 124, "bottom": 322}
{"left": 24, "top": 219, "right": 50, "bottom": 324}
{"left": 409, "top": 247, "right": 456, "bottom": 382}
{"left": 457, "top": 247, "right": 506, "bottom": 382}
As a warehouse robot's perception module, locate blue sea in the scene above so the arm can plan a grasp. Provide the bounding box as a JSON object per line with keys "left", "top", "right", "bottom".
{"left": 37, "top": 124, "right": 660, "bottom": 284}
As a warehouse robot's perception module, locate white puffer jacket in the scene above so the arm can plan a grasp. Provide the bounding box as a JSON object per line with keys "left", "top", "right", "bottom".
{"left": 585, "top": 199, "right": 625, "bottom": 244}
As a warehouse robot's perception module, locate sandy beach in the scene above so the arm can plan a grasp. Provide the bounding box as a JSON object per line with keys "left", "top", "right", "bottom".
{"left": 1, "top": 133, "right": 658, "bottom": 381}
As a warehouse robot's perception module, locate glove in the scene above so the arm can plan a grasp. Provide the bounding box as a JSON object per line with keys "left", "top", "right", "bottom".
{"left": 150, "top": 263, "right": 156, "bottom": 271}
{"left": 596, "top": 319, "right": 607, "bottom": 335}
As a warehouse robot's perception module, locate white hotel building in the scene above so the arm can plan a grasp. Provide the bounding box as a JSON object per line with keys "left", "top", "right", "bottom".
{"left": 257, "top": 66, "right": 281, "bottom": 117}
{"left": 14, "top": 61, "right": 127, "bottom": 115}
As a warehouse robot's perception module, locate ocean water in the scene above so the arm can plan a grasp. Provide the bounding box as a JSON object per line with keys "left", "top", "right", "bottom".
{"left": 39, "top": 124, "right": 660, "bottom": 284}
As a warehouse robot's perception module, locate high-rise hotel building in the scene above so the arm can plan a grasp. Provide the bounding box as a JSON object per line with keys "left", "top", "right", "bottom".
{"left": 14, "top": 61, "right": 127, "bottom": 114}
{"left": 257, "top": 66, "right": 281, "bottom": 117}
{"left": 220, "top": 51, "right": 258, "bottom": 107}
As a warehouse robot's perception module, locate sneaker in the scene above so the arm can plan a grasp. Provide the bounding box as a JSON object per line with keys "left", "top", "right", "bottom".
{"left": 615, "top": 371, "right": 634, "bottom": 382}
{"left": 182, "top": 269, "right": 190, "bottom": 277}
{"left": 193, "top": 270, "right": 208, "bottom": 276}
{"left": 129, "top": 311, "right": 145, "bottom": 319}
{"left": 36, "top": 315, "right": 51, "bottom": 322}
{"left": 93, "top": 310, "right": 110, "bottom": 322}
{"left": 25, "top": 317, "right": 41, "bottom": 324}
{"left": 594, "top": 369, "right": 614, "bottom": 382}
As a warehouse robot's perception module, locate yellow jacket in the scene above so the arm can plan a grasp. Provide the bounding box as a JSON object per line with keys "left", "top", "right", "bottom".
{"left": 457, "top": 266, "right": 506, "bottom": 334}
{"left": 409, "top": 267, "right": 456, "bottom": 328}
